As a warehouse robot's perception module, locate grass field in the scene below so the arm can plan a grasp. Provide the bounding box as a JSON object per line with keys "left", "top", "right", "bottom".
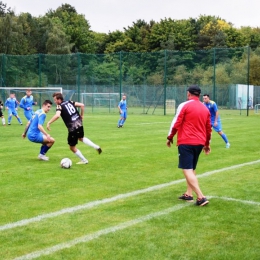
{"left": 0, "top": 108, "right": 260, "bottom": 260}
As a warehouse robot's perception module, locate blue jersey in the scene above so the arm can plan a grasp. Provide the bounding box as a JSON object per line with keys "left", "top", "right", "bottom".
{"left": 27, "top": 109, "right": 46, "bottom": 136}
{"left": 5, "top": 97, "right": 18, "bottom": 111}
{"left": 20, "top": 95, "right": 36, "bottom": 111}
{"left": 118, "top": 99, "right": 127, "bottom": 110}
{"left": 203, "top": 100, "right": 220, "bottom": 124}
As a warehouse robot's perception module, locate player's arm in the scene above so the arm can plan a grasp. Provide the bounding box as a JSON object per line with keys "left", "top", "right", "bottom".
{"left": 22, "top": 120, "right": 31, "bottom": 138}
{"left": 118, "top": 102, "right": 122, "bottom": 113}
{"left": 38, "top": 124, "right": 51, "bottom": 140}
{"left": 19, "top": 98, "right": 25, "bottom": 109}
{"left": 74, "top": 102, "right": 84, "bottom": 119}
{"left": 47, "top": 111, "right": 61, "bottom": 130}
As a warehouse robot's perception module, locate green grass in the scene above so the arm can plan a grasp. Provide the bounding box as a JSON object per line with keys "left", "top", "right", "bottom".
{"left": 0, "top": 109, "right": 260, "bottom": 259}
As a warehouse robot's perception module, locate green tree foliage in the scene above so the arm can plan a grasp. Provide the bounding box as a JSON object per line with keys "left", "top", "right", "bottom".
{"left": 0, "top": 1, "right": 14, "bottom": 16}
{"left": 249, "top": 48, "right": 260, "bottom": 85}
{"left": 46, "top": 4, "right": 95, "bottom": 53}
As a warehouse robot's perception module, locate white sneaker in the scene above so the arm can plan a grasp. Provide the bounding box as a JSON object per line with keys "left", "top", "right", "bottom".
{"left": 76, "top": 160, "right": 88, "bottom": 164}
{"left": 226, "top": 143, "right": 230, "bottom": 148}
{"left": 38, "top": 154, "right": 49, "bottom": 161}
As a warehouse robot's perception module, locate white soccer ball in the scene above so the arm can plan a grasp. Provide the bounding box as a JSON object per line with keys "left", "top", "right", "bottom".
{"left": 60, "top": 158, "right": 72, "bottom": 169}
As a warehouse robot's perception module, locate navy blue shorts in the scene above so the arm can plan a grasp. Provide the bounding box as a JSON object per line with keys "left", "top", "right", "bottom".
{"left": 178, "top": 144, "right": 204, "bottom": 170}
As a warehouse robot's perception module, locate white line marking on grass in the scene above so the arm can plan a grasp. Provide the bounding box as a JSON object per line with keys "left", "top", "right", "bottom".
{"left": 1, "top": 159, "right": 260, "bottom": 232}
{"left": 210, "top": 196, "right": 260, "bottom": 206}
{"left": 14, "top": 204, "right": 190, "bottom": 260}
{"left": 13, "top": 196, "right": 260, "bottom": 260}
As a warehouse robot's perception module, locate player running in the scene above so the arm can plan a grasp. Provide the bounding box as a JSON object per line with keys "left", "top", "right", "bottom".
{"left": 22, "top": 100, "right": 55, "bottom": 161}
{"left": 203, "top": 94, "right": 230, "bottom": 148}
{"left": 20, "top": 89, "right": 37, "bottom": 121}
{"left": 5, "top": 93, "right": 23, "bottom": 125}
{"left": 47, "top": 92, "right": 102, "bottom": 164}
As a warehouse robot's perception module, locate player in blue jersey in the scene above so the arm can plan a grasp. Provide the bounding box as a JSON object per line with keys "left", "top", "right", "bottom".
{"left": 117, "top": 94, "right": 127, "bottom": 128}
{"left": 20, "top": 89, "right": 37, "bottom": 121}
{"left": 203, "top": 94, "right": 230, "bottom": 148}
{"left": 22, "top": 100, "right": 55, "bottom": 161}
{"left": 0, "top": 100, "right": 6, "bottom": 126}
{"left": 5, "top": 93, "right": 23, "bottom": 125}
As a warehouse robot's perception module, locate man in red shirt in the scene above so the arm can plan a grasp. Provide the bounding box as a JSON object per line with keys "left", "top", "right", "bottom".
{"left": 166, "top": 85, "right": 211, "bottom": 206}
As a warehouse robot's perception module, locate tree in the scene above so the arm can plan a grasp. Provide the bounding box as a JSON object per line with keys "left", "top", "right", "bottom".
{"left": 46, "top": 4, "right": 95, "bottom": 53}
{"left": 0, "top": 1, "right": 14, "bottom": 17}
{"left": 45, "top": 18, "right": 72, "bottom": 54}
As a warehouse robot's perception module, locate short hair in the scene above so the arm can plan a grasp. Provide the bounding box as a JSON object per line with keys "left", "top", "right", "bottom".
{"left": 43, "top": 100, "right": 53, "bottom": 106}
{"left": 203, "top": 94, "right": 210, "bottom": 97}
{"left": 52, "top": 92, "right": 64, "bottom": 101}
{"left": 187, "top": 85, "right": 201, "bottom": 96}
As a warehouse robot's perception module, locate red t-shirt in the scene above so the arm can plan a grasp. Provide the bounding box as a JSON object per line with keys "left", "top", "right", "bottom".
{"left": 167, "top": 96, "right": 211, "bottom": 146}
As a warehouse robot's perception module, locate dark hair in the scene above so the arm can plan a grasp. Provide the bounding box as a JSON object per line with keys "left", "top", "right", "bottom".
{"left": 52, "top": 92, "right": 64, "bottom": 101}
{"left": 43, "top": 100, "right": 53, "bottom": 105}
{"left": 187, "top": 85, "right": 201, "bottom": 96}
{"left": 203, "top": 94, "right": 210, "bottom": 97}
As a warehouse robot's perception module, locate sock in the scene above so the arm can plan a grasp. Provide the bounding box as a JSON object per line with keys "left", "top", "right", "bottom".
{"left": 221, "top": 133, "right": 229, "bottom": 143}
{"left": 2, "top": 117, "right": 5, "bottom": 125}
{"left": 17, "top": 117, "right": 22, "bottom": 124}
{"left": 74, "top": 149, "right": 88, "bottom": 162}
{"left": 82, "top": 137, "right": 99, "bottom": 149}
{"left": 118, "top": 119, "right": 122, "bottom": 126}
{"left": 8, "top": 115, "right": 12, "bottom": 123}
{"left": 40, "top": 145, "right": 45, "bottom": 155}
{"left": 42, "top": 145, "right": 50, "bottom": 155}
{"left": 121, "top": 119, "right": 126, "bottom": 125}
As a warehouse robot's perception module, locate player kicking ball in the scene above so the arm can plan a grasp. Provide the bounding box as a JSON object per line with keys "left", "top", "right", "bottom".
{"left": 47, "top": 92, "right": 102, "bottom": 164}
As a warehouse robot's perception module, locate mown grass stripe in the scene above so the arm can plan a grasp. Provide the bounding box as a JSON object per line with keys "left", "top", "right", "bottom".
{"left": 1, "top": 159, "right": 260, "bottom": 232}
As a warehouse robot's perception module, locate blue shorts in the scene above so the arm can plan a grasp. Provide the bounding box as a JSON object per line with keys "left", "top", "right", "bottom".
{"left": 24, "top": 110, "right": 34, "bottom": 121}
{"left": 8, "top": 109, "right": 18, "bottom": 117}
{"left": 178, "top": 144, "right": 204, "bottom": 170}
{"left": 28, "top": 133, "right": 44, "bottom": 143}
{"left": 120, "top": 110, "right": 127, "bottom": 118}
{"left": 212, "top": 121, "right": 222, "bottom": 132}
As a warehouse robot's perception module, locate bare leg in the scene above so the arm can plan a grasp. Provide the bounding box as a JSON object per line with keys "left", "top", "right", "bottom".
{"left": 183, "top": 169, "right": 204, "bottom": 199}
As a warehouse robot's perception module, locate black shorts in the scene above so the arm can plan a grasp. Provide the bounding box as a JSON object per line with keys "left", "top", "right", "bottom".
{"left": 67, "top": 126, "right": 84, "bottom": 146}
{"left": 178, "top": 144, "right": 204, "bottom": 170}
{"left": 0, "top": 111, "right": 3, "bottom": 117}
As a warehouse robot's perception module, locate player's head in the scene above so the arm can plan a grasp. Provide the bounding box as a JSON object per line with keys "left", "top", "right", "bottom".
{"left": 10, "top": 93, "right": 15, "bottom": 98}
{"left": 26, "top": 89, "right": 32, "bottom": 96}
{"left": 52, "top": 92, "right": 64, "bottom": 105}
{"left": 122, "top": 94, "right": 126, "bottom": 100}
{"left": 42, "top": 100, "right": 52, "bottom": 113}
{"left": 187, "top": 85, "right": 201, "bottom": 97}
{"left": 203, "top": 94, "right": 210, "bottom": 103}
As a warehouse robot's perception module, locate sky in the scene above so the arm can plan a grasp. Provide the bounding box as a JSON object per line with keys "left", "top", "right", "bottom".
{"left": 7, "top": 0, "right": 260, "bottom": 33}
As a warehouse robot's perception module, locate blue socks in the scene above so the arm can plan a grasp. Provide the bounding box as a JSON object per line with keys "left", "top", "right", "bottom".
{"left": 221, "top": 133, "right": 229, "bottom": 143}
{"left": 40, "top": 145, "right": 50, "bottom": 155}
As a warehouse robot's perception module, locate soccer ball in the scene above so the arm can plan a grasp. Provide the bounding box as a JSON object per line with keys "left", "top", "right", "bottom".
{"left": 60, "top": 158, "right": 72, "bottom": 169}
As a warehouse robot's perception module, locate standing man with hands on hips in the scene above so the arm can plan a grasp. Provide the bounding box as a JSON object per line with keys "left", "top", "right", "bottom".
{"left": 166, "top": 85, "right": 212, "bottom": 206}
{"left": 117, "top": 94, "right": 127, "bottom": 128}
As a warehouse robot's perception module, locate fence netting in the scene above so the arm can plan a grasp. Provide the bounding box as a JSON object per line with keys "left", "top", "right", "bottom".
{"left": 1, "top": 47, "right": 259, "bottom": 115}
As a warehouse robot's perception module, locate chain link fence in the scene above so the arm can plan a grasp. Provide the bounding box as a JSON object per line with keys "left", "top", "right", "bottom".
{"left": 1, "top": 47, "right": 259, "bottom": 115}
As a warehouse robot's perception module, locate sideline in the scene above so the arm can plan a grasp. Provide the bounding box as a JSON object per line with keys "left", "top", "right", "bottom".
{"left": 1, "top": 159, "right": 260, "bottom": 232}
{"left": 14, "top": 196, "right": 260, "bottom": 260}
